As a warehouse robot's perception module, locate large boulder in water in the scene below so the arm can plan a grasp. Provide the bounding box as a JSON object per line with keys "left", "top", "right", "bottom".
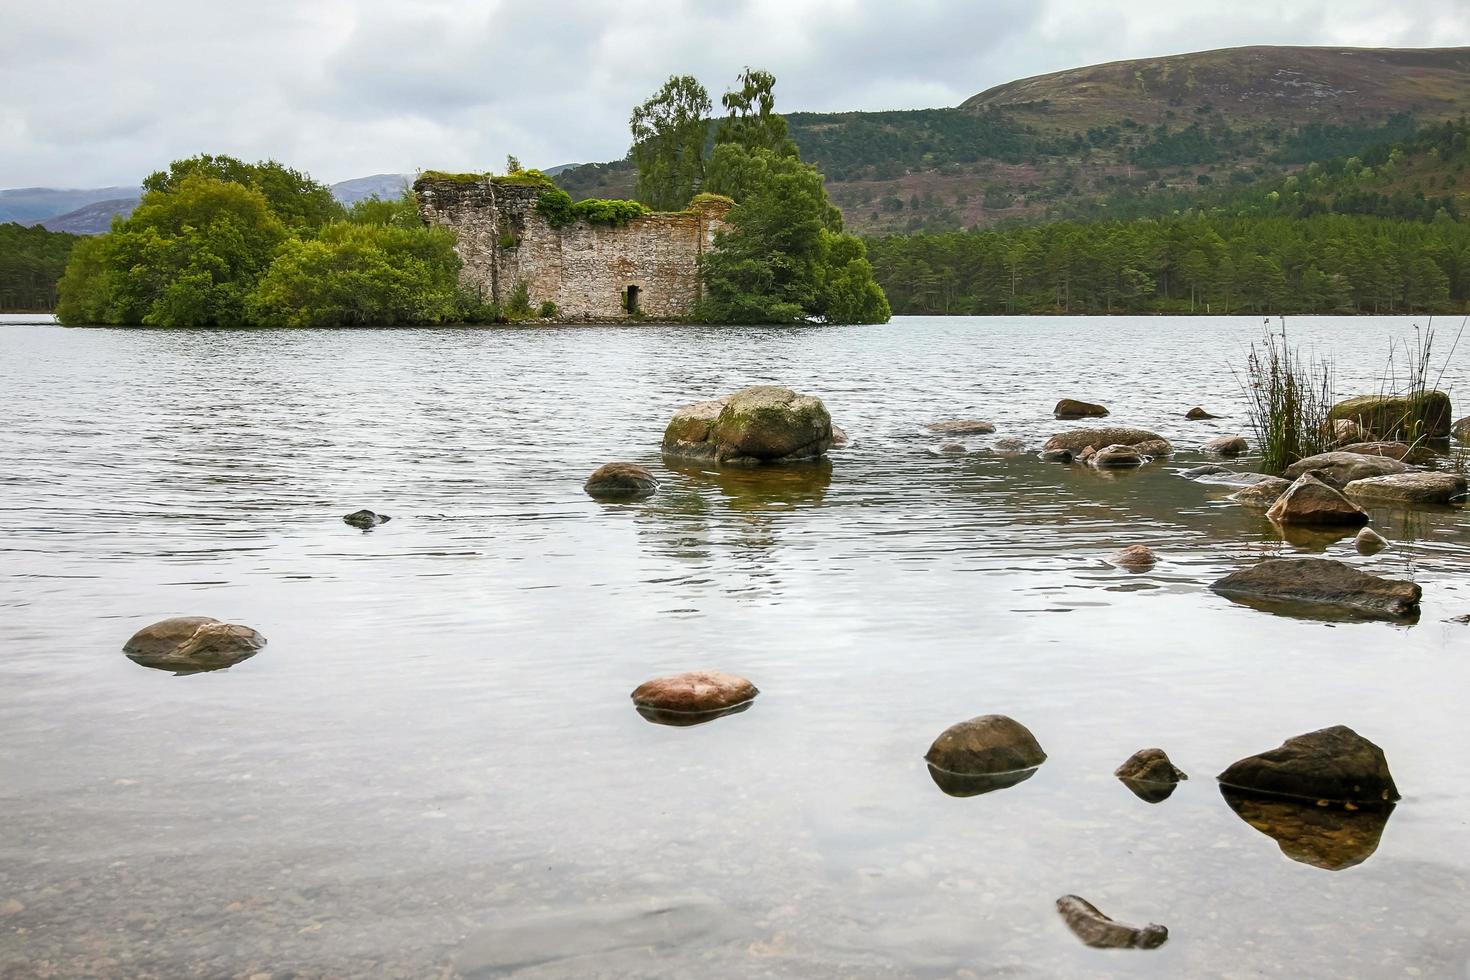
{"left": 1328, "top": 391, "right": 1452, "bottom": 439}
{"left": 1281, "top": 451, "right": 1409, "bottom": 489}
{"left": 1265, "top": 473, "right": 1369, "bottom": 526}
{"left": 123, "top": 617, "right": 266, "bottom": 674}
{"left": 1337, "top": 441, "right": 1437, "bottom": 465}
{"left": 925, "top": 714, "right": 1046, "bottom": 777}
{"left": 1218, "top": 725, "right": 1399, "bottom": 805}
{"left": 663, "top": 386, "right": 832, "bottom": 466}
{"left": 1203, "top": 434, "right": 1248, "bottom": 457}
{"left": 1043, "top": 427, "right": 1170, "bottom": 456}
{"left": 1054, "top": 398, "right": 1108, "bottom": 419}
{"left": 1210, "top": 558, "right": 1420, "bottom": 620}
{"left": 1089, "top": 444, "right": 1146, "bottom": 468}
{"left": 1344, "top": 472, "right": 1467, "bottom": 506}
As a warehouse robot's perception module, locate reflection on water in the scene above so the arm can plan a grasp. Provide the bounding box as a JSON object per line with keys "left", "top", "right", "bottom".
{"left": 926, "top": 763, "right": 1040, "bottom": 798}
{"left": 1221, "top": 787, "right": 1395, "bottom": 871}
{"left": 634, "top": 700, "right": 755, "bottom": 728}
{"left": 1, "top": 317, "right": 1467, "bottom": 978}
{"left": 1118, "top": 778, "right": 1181, "bottom": 804}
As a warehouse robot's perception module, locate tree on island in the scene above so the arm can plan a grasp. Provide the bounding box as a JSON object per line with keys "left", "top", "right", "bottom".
{"left": 56, "top": 154, "right": 476, "bottom": 327}
{"left": 630, "top": 75, "right": 712, "bottom": 211}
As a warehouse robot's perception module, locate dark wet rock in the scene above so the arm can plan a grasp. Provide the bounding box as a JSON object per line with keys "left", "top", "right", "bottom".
{"left": 1089, "top": 444, "right": 1146, "bottom": 468}
{"left": 1116, "top": 748, "right": 1188, "bottom": 784}
{"left": 1448, "top": 614, "right": 1470, "bottom": 625}
{"left": 1344, "top": 472, "right": 1467, "bottom": 506}
{"left": 925, "top": 714, "right": 1046, "bottom": 784}
{"left": 1220, "top": 785, "right": 1394, "bottom": 871}
{"left": 1218, "top": 725, "right": 1400, "bottom": 805}
{"left": 1042, "top": 427, "right": 1169, "bottom": 456}
{"left": 584, "top": 462, "right": 659, "bottom": 500}
{"left": 1455, "top": 416, "right": 1470, "bottom": 441}
{"left": 1131, "top": 438, "right": 1173, "bottom": 458}
{"left": 123, "top": 618, "right": 266, "bottom": 674}
{"left": 1281, "top": 451, "right": 1410, "bottom": 489}
{"left": 662, "top": 386, "right": 832, "bottom": 466}
{"left": 630, "top": 671, "right": 757, "bottom": 726}
{"left": 1337, "top": 441, "right": 1438, "bottom": 465}
{"left": 1184, "top": 406, "right": 1218, "bottom": 420}
{"left": 1054, "top": 398, "right": 1109, "bottom": 419}
{"left": 1265, "top": 473, "right": 1369, "bottom": 526}
{"left": 830, "top": 424, "right": 850, "bottom": 448}
{"left": 1203, "top": 434, "right": 1248, "bottom": 457}
{"left": 992, "top": 436, "right": 1026, "bottom": 453}
{"left": 925, "top": 419, "right": 995, "bottom": 435}
{"left": 1055, "top": 896, "right": 1168, "bottom": 949}
{"left": 1108, "top": 545, "right": 1157, "bottom": 571}
{"left": 1328, "top": 391, "right": 1452, "bottom": 439}
{"left": 455, "top": 895, "right": 729, "bottom": 977}
{"left": 1228, "top": 476, "right": 1292, "bottom": 506}
{"left": 938, "top": 442, "right": 967, "bottom": 454}
{"left": 1181, "top": 464, "right": 1231, "bottom": 479}
{"left": 1210, "top": 558, "right": 1421, "bottom": 620}
{"left": 1039, "top": 448, "right": 1074, "bottom": 463}
{"left": 1355, "top": 526, "right": 1389, "bottom": 555}
{"left": 343, "top": 509, "right": 390, "bottom": 529}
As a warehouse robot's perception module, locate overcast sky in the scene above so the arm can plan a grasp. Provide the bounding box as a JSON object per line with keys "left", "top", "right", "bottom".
{"left": 4, "top": 0, "right": 1467, "bottom": 189}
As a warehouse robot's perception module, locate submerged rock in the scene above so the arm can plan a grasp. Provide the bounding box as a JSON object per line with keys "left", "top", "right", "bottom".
{"left": 925, "top": 714, "right": 1046, "bottom": 784}
{"left": 1181, "top": 464, "right": 1231, "bottom": 479}
{"left": 584, "top": 462, "right": 659, "bottom": 500}
{"left": 1355, "top": 526, "right": 1389, "bottom": 555}
{"left": 1131, "top": 438, "right": 1173, "bottom": 458}
{"left": 1055, "top": 896, "right": 1168, "bottom": 949}
{"left": 992, "top": 437, "right": 1026, "bottom": 453}
{"left": 1108, "top": 545, "right": 1157, "bottom": 571}
{"left": 662, "top": 386, "right": 832, "bottom": 466}
{"left": 1043, "top": 427, "right": 1170, "bottom": 456}
{"left": 1329, "top": 391, "right": 1452, "bottom": 439}
{"left": 1228, "top": 476, "right": 1292, "bottom": 506}
{"left": 1455, "top": 416, "right": 1470, "bottom": 442}
{"left": 1281, "top": 451, "right": 1410, "bottom": 489}
{"left": 1089, "top": 444, "right": 1146, "bottom": 468}
{"left": 1039, "top": 448, "right": 1074, "bottom": 464}
{"left": 1265, "top": 473, "right": 1369, "bottom": 526}
{"left": 1210, "top": 558, "right": 1420, "bottom": 620}
{"left": 630, "top": 671, "right": 757, "bottom": 726}
{"left": 1220, "top": 785, "right": 1394, "bottom": 871}
{"left": 925, "top": 419, "right": 995, "bottom": 435}
{"left": 1344, "top": 472, "right": 1467, "bottom": 506}
{"left": 1184, "top": 406, "right": 1218, "bottom": 420}
{"left": 1218, "top": 725, "right": 1399, "bottom": 805}
{"left": 1054, "top": 398, "right": 1109, "bottom": 419}
{"left": 938, "top": 442, "right": 967, "bottom": 454}
{"left": 123, "top": 617, "right": 266, "bottom": 674}
{"left": 1203, "top": 434, "right": 1248, "bottom": 457}
{"left": 343, "top": 509, "right": 390, "bottom": 529}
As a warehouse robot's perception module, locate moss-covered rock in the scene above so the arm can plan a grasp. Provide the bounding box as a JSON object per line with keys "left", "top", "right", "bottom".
{"left": 1328, "top": 391, "right": 1452, "bottom": 439}
{"left": 663, "top": 386, "right": 833, "bottom": 466}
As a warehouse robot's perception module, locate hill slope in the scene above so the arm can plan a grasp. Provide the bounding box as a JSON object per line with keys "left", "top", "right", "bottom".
{"left": 963, "top": 45, "right": 1470, "bottom": 130}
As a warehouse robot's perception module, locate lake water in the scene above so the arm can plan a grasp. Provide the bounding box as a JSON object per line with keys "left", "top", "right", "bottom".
{"left": 1, "top": 315, "right": 1468, "bottom": 979}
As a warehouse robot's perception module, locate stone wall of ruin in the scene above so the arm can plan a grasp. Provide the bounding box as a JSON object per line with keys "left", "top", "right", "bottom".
{"left": 415, "top": 177, "right": 730, "bottom": 321}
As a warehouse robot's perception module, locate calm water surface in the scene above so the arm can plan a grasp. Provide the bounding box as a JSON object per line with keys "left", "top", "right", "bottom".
{"left": 1, "top": 316, "right": 1468, "bottom": 979}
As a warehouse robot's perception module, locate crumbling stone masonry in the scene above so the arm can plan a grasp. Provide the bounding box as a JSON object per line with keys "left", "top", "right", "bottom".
{"left": 415, "top": 175, "right": 732, "bottom": 321}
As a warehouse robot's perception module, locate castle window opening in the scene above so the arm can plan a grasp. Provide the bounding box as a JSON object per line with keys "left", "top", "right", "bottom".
{"left": 625, "top": 285, "right": 640, "bottom": 314}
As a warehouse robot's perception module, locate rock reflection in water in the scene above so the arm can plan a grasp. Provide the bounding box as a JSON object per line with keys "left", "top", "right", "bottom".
{"left": 926, "top": 764, "right": 1039, "bottom": 798}
{"left": 664, "top": 458, "right": 832, "bottom": 511}
{"left": 1220, "top": 786, "right": 1395, "bottom": 870}
{"left": 1118, "top": 779, "right": 1180, "bottom": 804}
{"left": 635, "top": 700, "right": 755, "bottom": 727}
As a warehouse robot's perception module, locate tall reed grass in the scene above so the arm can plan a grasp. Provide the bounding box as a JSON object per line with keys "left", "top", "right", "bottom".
{"left": 1239, "top": 319, "right": 1334, "bottom": 474}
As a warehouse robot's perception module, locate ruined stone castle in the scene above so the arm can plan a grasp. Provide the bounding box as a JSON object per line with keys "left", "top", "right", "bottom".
{"left": 414, "top": 175, "right": 731, "bottom": 321}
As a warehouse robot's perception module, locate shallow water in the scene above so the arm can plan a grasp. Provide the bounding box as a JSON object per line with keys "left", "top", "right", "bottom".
{"left": 1, "top": 316, "right": 1468, "bottom": 979}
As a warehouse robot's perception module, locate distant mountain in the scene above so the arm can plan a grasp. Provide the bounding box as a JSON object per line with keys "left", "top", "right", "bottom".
{"left": 330, "top": 173, "right": 411, "bottom": 205}
{"left": 0, "top": 186, "right": 139, "bottom": 225}
{"left": 542, "top": 163, "right": 580, "bottom": 176}
{"left": 38, "top": 198, "right": 137, "bottom": 234}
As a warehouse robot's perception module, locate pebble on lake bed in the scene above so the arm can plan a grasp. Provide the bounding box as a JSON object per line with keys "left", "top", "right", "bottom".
{"left": 584, "top": 462, "right": 659, "bottom": 500}
{"left": 123, "top": 617, "right": 266, "bottom": 675}
{"left": 631, "top": 671, "right": 757, "bottom": 726}
{"left": 1056, "top": 895, "right": 1168, "bottom": 949}
{"left": 343, "top": 509, "right": 390, "bottom": 529}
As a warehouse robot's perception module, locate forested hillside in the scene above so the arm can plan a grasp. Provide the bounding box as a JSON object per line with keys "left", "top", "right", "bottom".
{"left": 0, "top": 223, "right": 76, "bottom": 311}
